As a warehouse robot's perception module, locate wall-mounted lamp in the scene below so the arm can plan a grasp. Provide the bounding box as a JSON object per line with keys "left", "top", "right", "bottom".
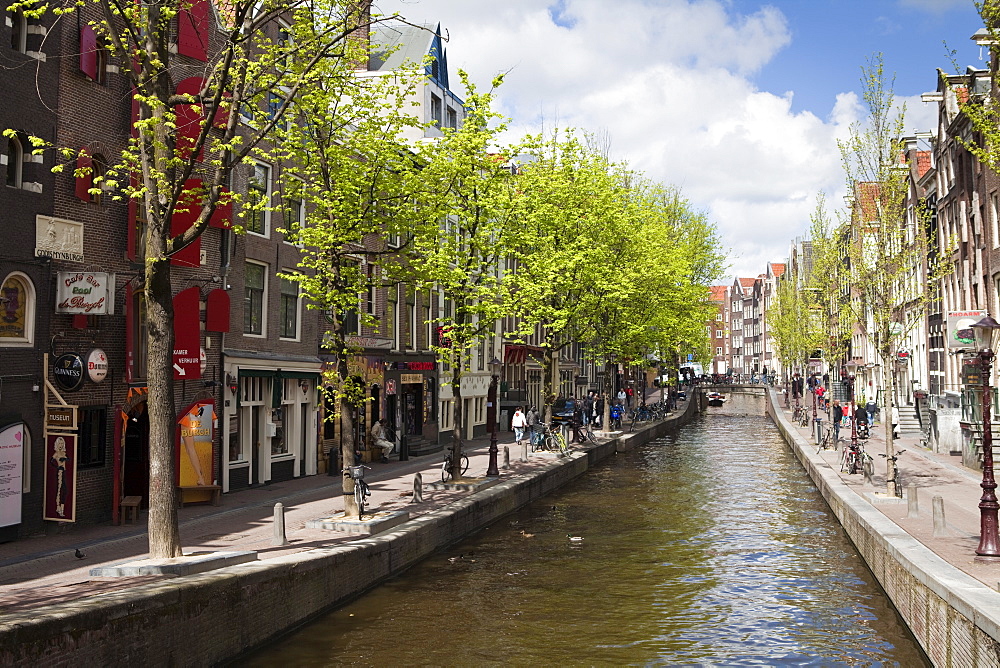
{"left": 299, "top": 378, "right": 310, "bottom": 395}
{"left": 226, "top": 373, "right": 238, "bottom": 396}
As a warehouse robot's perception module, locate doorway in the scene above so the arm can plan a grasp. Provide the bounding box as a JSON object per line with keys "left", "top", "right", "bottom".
{"left": 122, "top": 402, "right": 150, "bottom": 507}
{"left": 403, "top": 384, "right": 422, "bottom": 435}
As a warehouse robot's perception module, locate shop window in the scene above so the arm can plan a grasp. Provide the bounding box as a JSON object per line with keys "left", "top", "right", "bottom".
{"left": 78, "top": 406, "right": 107, "bottom": 468}
{"left": 0, "top": 272, "right": 35, "bottom": 346}
{"left": 279, "top": 275, "right": 299, "bottom": 339}
{"left": 244, "top": 261, "right": 266, "bottom": 335}
{"left": 5, "top": 133, "right": 22, "bottom": 188}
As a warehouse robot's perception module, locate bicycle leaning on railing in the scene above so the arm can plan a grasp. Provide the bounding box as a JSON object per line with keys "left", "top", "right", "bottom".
{"left": 441, "top": 450, "right": 470, "bottom": 482}
{"left": 533, "top": 422, "right": 569, "bottom": 455}
{"left": 347, "top": 464, "right": 371, "bottom": 517}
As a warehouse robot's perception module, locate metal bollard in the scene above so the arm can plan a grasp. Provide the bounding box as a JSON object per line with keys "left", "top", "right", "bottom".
{"left": 932, "top": 495, "right": 947, "bottom": 537}
{"left": 502, "top": 446, "right": 510, "bottom": 470}
{"left": 272, "top": 502, "right": 288, "bottom": 546}
{"left": 906, "top": 483, "right": 919, "bottom": 518}
{"left": 412, "top": 472, "right": 423, "bottom": 504}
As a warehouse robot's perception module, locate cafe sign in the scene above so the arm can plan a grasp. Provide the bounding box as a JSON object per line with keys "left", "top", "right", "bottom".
{"left": 55, "top": 272, "right": 115, "bottom": 315}
{"left": 86, "top": 348, "right": 108, "bottom": 383}
{"left": 52, "top": 353, "right": 85, "bottom": 392}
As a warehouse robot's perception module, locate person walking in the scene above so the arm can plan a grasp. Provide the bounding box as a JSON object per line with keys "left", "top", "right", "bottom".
{"left": 526, "top": 405, "right": 540, "bottom": 448}
{"left": 830, "top": 399, "right": 842, "bottom": 444}
{"left": 511, "top": 406, "right": 527, "bottom": 446}
{"left": 891, "top": 405, "right": 900, "bottom": 440}
{"left": 865, "top": 398, "right": 877, "bottom": 426}
{"left": 617, "top": 388, "right": 627, "bottom": 408}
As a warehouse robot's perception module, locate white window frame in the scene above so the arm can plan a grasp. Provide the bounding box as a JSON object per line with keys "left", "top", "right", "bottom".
{"left": 0, "top": 272, "right": 35, "bottom": 346}
{"left": 244, "top": 260, "right": 268, "bottom": 337}
{"left": 247, "top": 161, "right": 271, "bottom": 237}
{"left": 10, "top": 9, "right": 27, "bottom": 53}
{"left": 278, "top": 272, "right": 300, "bottom": 341}
{"left": 6, "top": 134, "right": 23, "bottom": 189}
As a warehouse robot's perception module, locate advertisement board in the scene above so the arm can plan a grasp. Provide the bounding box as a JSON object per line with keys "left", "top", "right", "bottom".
{"left": 0, "top": 423, "right": 24, "bottom": 528}
{"left": 43, "top": 433, "right": 77, "bottom": 522}
{"left": 947, "top": 310, "right": 988, "bottom": 349}
{"left": 176, "top": 400, "right": 216, "bottom": 504}
{"left": 55, "top": 271, "right": 114, "bottom": 315}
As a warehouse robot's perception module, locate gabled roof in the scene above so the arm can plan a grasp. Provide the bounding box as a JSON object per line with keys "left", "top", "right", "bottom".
{"left": 739, "top": 277, "right": 756, "bottom": 289}
{"left": 709, "top": 285, "right": 727, "bottom": 302}
{"left": 769, "top": 263, "right": 785, "bottom": 278}
{"left": 370, "top": 22, "right": 450, "bottom": 91}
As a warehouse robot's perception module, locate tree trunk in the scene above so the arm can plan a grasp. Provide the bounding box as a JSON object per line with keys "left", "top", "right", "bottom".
{"left": 541, "top": 347, "right": 557, "bottom": 423}
{"left": 146, "top": 257, "right": 182, "bottom": 558}
{"left": 340, "top": 393, "right": 359, "bottom": 516}
{"left": 603, "top": 359, "right": 613, "bottom": 430}
{"left": 882, "top": 350, "right": 897, "bottom": 497}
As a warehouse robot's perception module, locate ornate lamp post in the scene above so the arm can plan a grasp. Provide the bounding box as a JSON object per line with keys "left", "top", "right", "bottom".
{"left": 971, "top": 316, "right": 1000, "bottom": 557}
{"left": 486, "top": 356, "right": 502, "bottom": 477}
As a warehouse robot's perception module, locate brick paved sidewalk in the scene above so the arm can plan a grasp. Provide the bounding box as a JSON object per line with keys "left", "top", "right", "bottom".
{"left": 779, "top": 398, "right": 1000, "bottom": 590}
{"left": 0, "top": 428, "right": 613, "bottom": 614}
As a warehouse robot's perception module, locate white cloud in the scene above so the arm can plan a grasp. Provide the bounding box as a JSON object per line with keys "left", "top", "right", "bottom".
{"left": 374, "top": 0, "right": 863, "bottom": 278}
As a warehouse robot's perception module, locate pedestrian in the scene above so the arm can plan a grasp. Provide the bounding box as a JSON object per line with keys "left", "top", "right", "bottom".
{"left": 526, "top": 405, "right": 540, "bottom": 448}
{"left": 891, "top": 405, "right": 900, "bottom": 440}
{"left": 830, "top": 400, "right": 841, "bottom": 443}
{"left": 617, "top": 388, "right": 627, "bottom": 408}
{"left": 865, "top": 398, "right": 877, "bottom": 426}
{"left": 625, "top": 385, "right": 634, "bottom": 408}
{"left": 595, "top": 396, "right": 604, "bottom": 428}
{"left": 582, "top": 393, "right": 594, "bottom": 427}
{"left": 511, "top": 406, "right": 527, "bottom": 446}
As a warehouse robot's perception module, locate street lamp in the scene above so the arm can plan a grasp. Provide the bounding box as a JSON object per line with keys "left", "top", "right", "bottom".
{"left": 971, "top": 316, "right": 1000, "bottom": 557}
{"left": 486, "top": 356, "right": 502, "bottom": 477}
{"left": 845, "top": 361, "right": 859, "bottom": 451}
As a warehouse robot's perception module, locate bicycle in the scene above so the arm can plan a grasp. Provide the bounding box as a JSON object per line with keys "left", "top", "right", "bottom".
{"left": 347, "top": 464, "right": 371, "bottom": 518}
{"left": 534, "top": 422, "right": 569, "bottom": 455}
{"left": 841, "top": 441, "right": 870, "bottom": 475}
{"left": 441, "top": 450, "right": 470, "bottom": 482}
{"left": 879, "top": 449, "right": 906, "bottom": 498}
{"left": 816, "top": 424, "right": 834, "bottom": 453}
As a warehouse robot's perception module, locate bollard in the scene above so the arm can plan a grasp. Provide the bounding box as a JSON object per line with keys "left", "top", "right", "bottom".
{"left": 933, "top": 495, "right": 947, "bottom": 537}
{"left": 272, "top": 502, "right": 288, "bottom": 546}
{"left": 502, "top": 446, "right": 510, "bottom": 470}
{"left": 520, "top": 442, "right": 528, "bottom": 462}
{"left": 412, "top": 472, "right": 423, "bottom": 504}
{"left": 906, "top": 483, "right": 918, "bottom": 518}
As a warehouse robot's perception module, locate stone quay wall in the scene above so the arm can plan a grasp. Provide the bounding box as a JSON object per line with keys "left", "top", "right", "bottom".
{"left": 0, "top": 400, "right": 698, "bottom": 666}
{"left": 766, "top": 389, "right": 1000, "bottom": 668}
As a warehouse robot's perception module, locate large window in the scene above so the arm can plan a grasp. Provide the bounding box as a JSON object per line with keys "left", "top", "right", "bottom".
{"left": 78, "top": 406, "right": 107, "bottom": 468}
{"left": 279, "top": 275, "right": 299, "bottom": 339}
{"left": 246, "top": 162, "right": 270, "bottom": 235}
{"left": 430, "top": 94, "right": 442, "bottom": 126}
{"left": 282, "top": 196, "right": 303, "bottom": 245}
{"left": 244, "top": 262, "right": 266, "bottom": 335}
{"left": 0, "top": 272, "right": 35, "bottom": 346}
{"left": 10, "top": 9, "right": 27, "bottom": 53}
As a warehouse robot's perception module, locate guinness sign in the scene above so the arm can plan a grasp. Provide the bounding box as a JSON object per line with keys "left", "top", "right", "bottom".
{"left": 52, "top": 352, "right": 85, "bottom": 392}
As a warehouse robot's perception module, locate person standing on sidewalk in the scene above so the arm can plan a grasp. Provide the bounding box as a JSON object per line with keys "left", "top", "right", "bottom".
{"left": 866, "top": 398, "right": 877, "bottom": 426}
{"left": 830, "top": 399, "right": 842, "bottom": 444}
{"left": 512, "top": 406, "right": 527, "bottom": 446}
{"left": 891, "top": 405, "right": 900, "bottom": 440}
{"left": 526, "top": 405, "right": 540, "bottom": 448}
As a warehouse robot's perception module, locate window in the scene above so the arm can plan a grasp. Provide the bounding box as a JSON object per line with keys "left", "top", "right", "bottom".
{"left": 992, "top": 192, "right": 999, "bottom": 249}
{"left": 0, "top": 273, "right": 34, "bottom": 345}
{"left": 10, "top": 9, "right": 26, "bottom": 53}
{"left": 246, "top": 162, "right": 270, "bottom": 235}
{"left": 716, "top": 330, "right": 723, "bottom": 338}
{"left": 267, "top": 92, "right": 286, "bottom": 130}
{"left": 716, "top": 347, "right": 723, "bottom": 355}
{"left": 131, "top": 290, "right": 147, "bottom": 379}
{"left": 5, "top": 134, "right": 22, "bottom": 188}
{"left": 279, "top": 275, "right": 299, "bottom": 339}
{"left": 446, "top": 107, "right": 457, "bottom": 129}
{"left": 89, "top": 154, "right": 107, "bottom": 204}
{"left": 276, "top": 22, "right": 292, "bottom": 71}
{"left": 385, "top": 284, "right": 397, "bottom": 345}
{"left": 430, "top": 94, "right": 442, "bottom": 126}
{"left": 244, "top": 261, "right": 266, "bottom": 335}
{"left": 78, "top": 406, "right": 107, "bottom": 468}
{"left": 282, "top": 196, "right": 303, "bottom": 244}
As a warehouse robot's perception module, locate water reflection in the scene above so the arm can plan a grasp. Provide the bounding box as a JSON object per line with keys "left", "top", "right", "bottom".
{"left": 246, "top": 414, "right": 928, "bottom": 666}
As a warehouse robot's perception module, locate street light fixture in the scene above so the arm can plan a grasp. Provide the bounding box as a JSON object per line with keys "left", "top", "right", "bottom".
{"left": 971, "top": 316, "right": 1000, "bottom": 557}
{"left": 486, "top": 356, "right": 502, "bottom": 477}
{"left": 845, "top": 361, "right": 859, "bottom": 451}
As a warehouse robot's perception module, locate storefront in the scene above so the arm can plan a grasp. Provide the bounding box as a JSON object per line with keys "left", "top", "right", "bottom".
{"left": 384, "top": 356, "right": 439, "bottom": 455}
{"left": 222, "top": 357, "right": 320, "bottom": 491}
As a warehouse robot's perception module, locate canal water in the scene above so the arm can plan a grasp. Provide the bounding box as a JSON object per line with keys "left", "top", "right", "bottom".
{"left": 246, "top": 413, "right": 928, "bottom": 666}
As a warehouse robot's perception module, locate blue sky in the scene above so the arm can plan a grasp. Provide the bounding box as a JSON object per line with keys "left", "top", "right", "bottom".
{"left": 374, "top": 0, "right": 988, "bottom": 278}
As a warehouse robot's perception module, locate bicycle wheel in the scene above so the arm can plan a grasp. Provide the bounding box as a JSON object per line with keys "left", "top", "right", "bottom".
{"left": 553, "top": 432, "right": 568, "bottom": 455}
{"left": 460, "top": 455, "right": 469, "bottom": 476}
{"left": 441, "top": 457, "right": 451, "bottom": 482}
{"left": 354, "top": 481, "right": 366, "bottom": 515}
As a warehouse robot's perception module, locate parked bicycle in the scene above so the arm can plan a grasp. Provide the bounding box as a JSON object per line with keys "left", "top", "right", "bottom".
{"left": 841, "top": 440, "right": 872, "bottom": 477}
{"left": 441, "top": 450, "right": 470, "bottom": 482}
{"left": 879, "top": 449, "right": 906, "bottom": 498}
{"left": 816, "top": 424, "right": 834, "bottom": 453}
{"left": 533, "top": 422, "right": 569, "bottom": 455}
{"left": 347, "top": 464, "right": 371, "bottom": 518}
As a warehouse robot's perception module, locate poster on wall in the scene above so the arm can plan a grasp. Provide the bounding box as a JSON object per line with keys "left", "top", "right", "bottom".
{"left": 43, "top": 433, "right": 77, "bottom": 522}
{"left": 0, "top": 423, "right": 24, "bottom": 528}
{"left": 947, "top": 310, "right": 988, "bottom": 350}
{"left": 177, "top": 400, "right": 216, "bottom": 503}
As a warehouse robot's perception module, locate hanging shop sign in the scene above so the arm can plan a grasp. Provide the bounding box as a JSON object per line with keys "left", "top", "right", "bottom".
{"left": 0, "top": 423, "right": 24, "bottom": 528}
{"left": 385, "top": 379, "right": 397, "bottom": 395}
{"left": 948, "top": 310, "right": 988, "bottom": 350}
{"left": 52, "top": 352, "right": 85, "bottom": 392}
{"left": 43, "top": 433, "right": 78, "bottom": 522}
{"left": 45, "top": 406, "right": 78, "bottom": 431}
{"left": 86, "top": 348, "right": 108, "bottom": 383}
{"left": 55, "top": 272, "right": 115, "bottom": 315}
{"left": 400, "top": 373, "right": 423, "bottom": 384}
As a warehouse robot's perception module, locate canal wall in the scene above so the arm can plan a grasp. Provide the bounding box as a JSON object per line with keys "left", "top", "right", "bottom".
{"left": 766, "top": 390, "right": 1000, "bottom": 668}
{"left": 0, "top": 399, "right": 698, "bottom": 666}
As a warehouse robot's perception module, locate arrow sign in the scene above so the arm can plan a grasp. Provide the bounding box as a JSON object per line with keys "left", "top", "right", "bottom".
{"left": 173, "top": 363, "right": 186, "bottom": 376}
